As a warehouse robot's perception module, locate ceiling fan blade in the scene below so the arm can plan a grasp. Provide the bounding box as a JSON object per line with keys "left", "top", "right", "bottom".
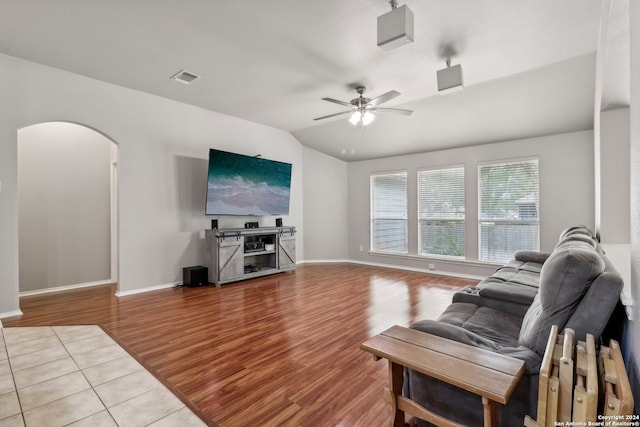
{"left": 370, "top": 107, "right": 413, "bottom": 116}
{"left": 321, "top": 97, "right": 353, "bottom": 107}
{"left": 313, "top": 110, "right": 353, "bottom": 121}
{"left": 368, "top": 90, "right": 400, "bottom": 106}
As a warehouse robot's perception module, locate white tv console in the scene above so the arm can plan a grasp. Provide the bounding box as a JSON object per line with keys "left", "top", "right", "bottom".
{"left": 204, "top": 226, "right": 296, "bottom": 285}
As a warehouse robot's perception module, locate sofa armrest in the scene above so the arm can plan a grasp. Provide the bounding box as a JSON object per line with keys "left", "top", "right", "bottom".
{"left": 514, "top": 250, "right": 551, "bottom": 264}
{"left": 479, "top": 282, "right": 538, "bottom": 306}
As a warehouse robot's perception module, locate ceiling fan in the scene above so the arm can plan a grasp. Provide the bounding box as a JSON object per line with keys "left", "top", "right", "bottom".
{"left": 314, "top": 86, "right": 413, "bottom": 126}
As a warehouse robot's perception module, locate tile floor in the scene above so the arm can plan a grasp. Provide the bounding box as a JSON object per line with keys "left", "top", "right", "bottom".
{"left": 0, "top": 325, "right": 206, "bottom": 427}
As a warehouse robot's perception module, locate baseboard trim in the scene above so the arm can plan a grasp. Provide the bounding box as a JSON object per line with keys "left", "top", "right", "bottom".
{"left": 299, "top": 258, "right": 486, "bottom": 280}
{"left": 0, "top": 310, "right": 24, "bottom": 324}
{"left": 14, "top": 261, "right": 479, "bottom": 301}
{"left": 115, "top": 282, "right": 179, "bottom": 297}
{"left": 298, "top": 259, "right": 351, "bottom": 264}
{"left": 19, "top": 280, "right": 113, "bottom": 297}
{"left": 347, "top": 259, "right": 486, "bottom": 281}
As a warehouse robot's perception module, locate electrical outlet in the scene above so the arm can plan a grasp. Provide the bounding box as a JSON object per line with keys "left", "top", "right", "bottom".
{"left": 428, "top": 263, "right": 435, "bottom": 270}
{"left": 359, "top": 245, "right": 364, "bottom": 252}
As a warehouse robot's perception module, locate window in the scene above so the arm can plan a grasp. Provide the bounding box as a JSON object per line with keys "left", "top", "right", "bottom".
{"left": 478, "top": 158, "right": 539, "bottom": 262}
{"left": 370, "top": 172, "right": 408, "bottom": 253}
{"left": 418, "top": 166, "right": 465, "bottom": 257}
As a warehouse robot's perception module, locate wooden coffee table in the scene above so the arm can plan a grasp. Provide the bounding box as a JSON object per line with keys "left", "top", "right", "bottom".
{"left": 361, "top": 325, "right": 525, "bottom": 427}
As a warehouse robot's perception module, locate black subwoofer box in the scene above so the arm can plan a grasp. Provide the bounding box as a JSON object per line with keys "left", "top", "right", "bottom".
{"left": 183, "top": 266, "right": 208, "bottom": 287}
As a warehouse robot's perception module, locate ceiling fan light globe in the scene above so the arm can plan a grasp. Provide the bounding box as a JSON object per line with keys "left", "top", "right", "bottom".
{"left": 349, "top": 111, "right": 362, "bottom": 125}
{"left": 362, "top": 111, "right": 375, "bottom": 126}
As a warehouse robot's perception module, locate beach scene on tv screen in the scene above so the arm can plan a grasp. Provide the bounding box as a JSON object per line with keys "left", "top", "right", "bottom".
{"left": 206, "top": 149, "right": 291, "bottom": 216}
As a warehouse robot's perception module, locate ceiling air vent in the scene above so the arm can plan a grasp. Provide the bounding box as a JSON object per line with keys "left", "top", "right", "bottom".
{"left": 170, "top": 69, "right": 201, "bottom": 85}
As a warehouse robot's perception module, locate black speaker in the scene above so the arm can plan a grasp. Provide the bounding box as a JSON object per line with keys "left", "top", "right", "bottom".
{"left": 211, "top": 219, "right": 218, "bottom": 229}
{"left": 183, "top": 266, "right": 208, "bottom": 287}
{"left": 275, "top": 218, "right": 283, "bottom": 227}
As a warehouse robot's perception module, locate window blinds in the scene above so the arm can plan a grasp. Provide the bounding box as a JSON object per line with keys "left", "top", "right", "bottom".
{"left": 417, "top": 167, "right": 465, "bottom": 257}
{"left": 370, "top": 172, "right": 408, "bottom": 253}
{"left": 478, "top": 159, "right": 539, "bottom": 262}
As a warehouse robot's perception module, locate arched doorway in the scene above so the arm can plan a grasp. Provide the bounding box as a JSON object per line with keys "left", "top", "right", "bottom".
{"left": 18, "top": 122, "right": 118, "bottom": 293}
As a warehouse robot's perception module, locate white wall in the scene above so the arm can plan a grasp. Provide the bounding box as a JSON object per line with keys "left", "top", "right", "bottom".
{"left": 302, "top": 146, "right": 348, "bottom": 261}
{"left": 600, "top": 108, "right": 631, "bottom": 243}
{"left": 0, "top": 55, "right": 21, "bottom": 318}
{"left": 598, "top": 108, "right": 632, "bottom": 306}
{"left": 18, "top": 122, "right": 112, "bottom": 292}
{"left": 0, "top": 52, "right": 305, "bottom": 315}
{"left": 347, "top": 130, "right": 595, "bottom": 278}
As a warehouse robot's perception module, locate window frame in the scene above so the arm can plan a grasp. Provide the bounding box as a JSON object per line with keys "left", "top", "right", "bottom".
{"left": 417, "top": 164, "right": 466, "bottom": 259}
{"left": 369, "top": 170, "right": 408, "bottom": 254}
{"left": 477, "top": 157, "right": 540, "bottom": 263}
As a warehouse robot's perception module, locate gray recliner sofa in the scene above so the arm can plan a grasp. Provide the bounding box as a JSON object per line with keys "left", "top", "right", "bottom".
{"left": 405, "top": 226, "right": 624, "bottom": 426}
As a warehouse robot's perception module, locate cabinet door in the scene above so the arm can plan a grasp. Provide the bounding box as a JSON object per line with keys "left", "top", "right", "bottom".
{"left": 219, "top": 237, "right": 244, "bottom": 282}
{"left": 278, "top": 232, "right": 296, "bottom": 270}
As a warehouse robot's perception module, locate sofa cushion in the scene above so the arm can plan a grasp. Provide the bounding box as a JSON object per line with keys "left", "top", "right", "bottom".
{"left": 461, "top": 307, "right": 522, "bottom": 347}
{"left": 472, "top": 260, "right": 541, "bottom": 306}
{"left": 412, "top": 304, "right": 540, "bottom": 372}
{"left": 490, "top": 263, "right": 541, "bottom": 287}
{"left": 434, "top": 301, "right": 477, "bottom": 327}
{"left": 515, "top": 250, "right": 551, "bottom": 264}
{"left": 518, "top": 239, "right": 605, "bottom": 354}
{"left": 518, "top": 261, "right": 544, "bottom": 274}
{"left": 410, "top": 319, "right": 501, "bottom": 352}
{"left": 436, "top": 302, "right": 522, "bottom": 347}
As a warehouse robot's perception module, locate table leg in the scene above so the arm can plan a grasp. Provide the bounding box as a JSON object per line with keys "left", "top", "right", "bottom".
{"left": 482, "top": 397, "right": 498, "bottom": 427}
{"left": 389, "top": 361, "right": 405, "bottom": 427}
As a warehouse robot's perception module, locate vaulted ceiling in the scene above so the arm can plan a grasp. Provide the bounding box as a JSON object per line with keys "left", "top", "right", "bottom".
{"left": 0, "top": 0, "right": 629, "bottom": 160}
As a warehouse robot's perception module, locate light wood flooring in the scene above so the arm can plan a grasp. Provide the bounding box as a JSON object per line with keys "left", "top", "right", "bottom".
{"left": 2, "top": 263, "right": 478, "bottom": 426}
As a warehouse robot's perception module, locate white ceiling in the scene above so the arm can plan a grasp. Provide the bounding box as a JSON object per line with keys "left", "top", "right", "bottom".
{"left": 0, "top": 0, "right": 629, "bottom": 161}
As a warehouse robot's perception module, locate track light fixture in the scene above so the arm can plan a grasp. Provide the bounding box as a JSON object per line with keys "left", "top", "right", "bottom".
{"left": 437, "top": 59, "right": 464, "bottom": 92}
{"left": 377, "top": 0, "right": 414, "bottom": 50}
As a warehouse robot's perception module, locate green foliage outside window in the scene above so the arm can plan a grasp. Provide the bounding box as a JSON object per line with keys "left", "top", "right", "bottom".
{"left": 479, "top": 160, "right": 539, "bottom": 220}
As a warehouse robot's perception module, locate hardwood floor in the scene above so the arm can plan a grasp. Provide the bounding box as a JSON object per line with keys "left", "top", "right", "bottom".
{"left": 2, "top": 263, "right": 478, "bottom": 426}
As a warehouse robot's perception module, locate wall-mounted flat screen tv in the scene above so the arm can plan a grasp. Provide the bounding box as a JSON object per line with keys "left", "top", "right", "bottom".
{"left": 206, "top": 148, "right": 292, "bottom": 216}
